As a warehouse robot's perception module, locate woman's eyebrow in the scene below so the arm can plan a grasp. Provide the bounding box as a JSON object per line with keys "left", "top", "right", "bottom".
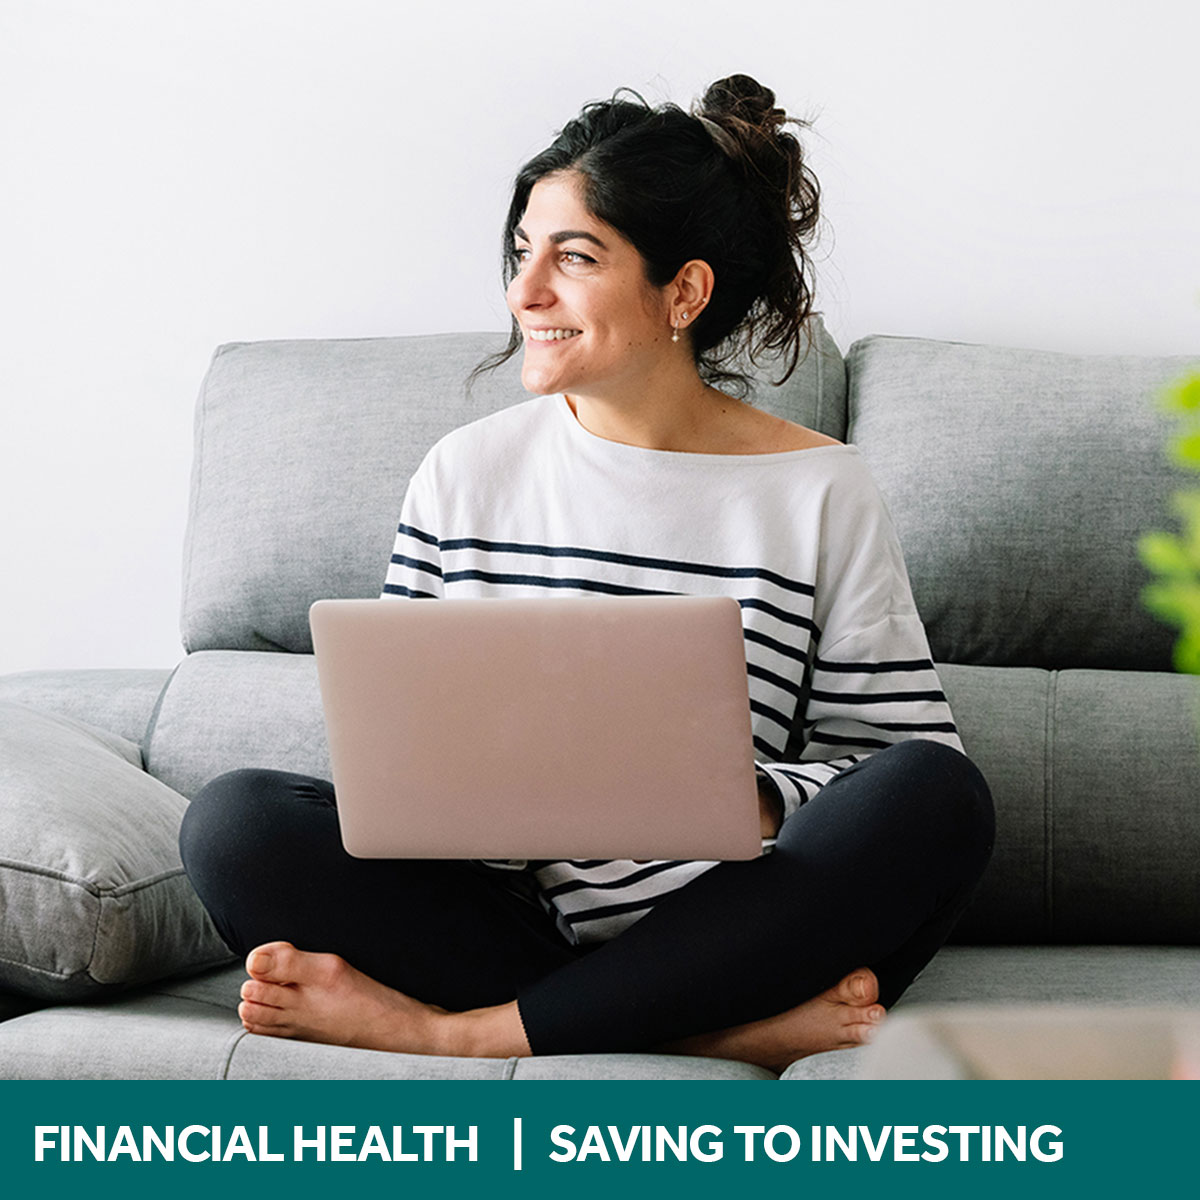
{"left": 513, "top": 225, "right": 609, "bottom": 251}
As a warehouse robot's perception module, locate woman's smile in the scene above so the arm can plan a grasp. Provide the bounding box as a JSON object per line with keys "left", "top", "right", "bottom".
{"left": 525, "top": 327, "right": 583, "bottom": 342}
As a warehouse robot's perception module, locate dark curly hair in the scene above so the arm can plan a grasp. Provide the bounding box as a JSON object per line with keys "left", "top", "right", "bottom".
{"left": 472, "top": 74, "right": 821, "bottom": 396}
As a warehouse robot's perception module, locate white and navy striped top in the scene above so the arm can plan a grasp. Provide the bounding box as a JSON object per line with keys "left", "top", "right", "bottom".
{"left": 382, "top": 394, "right": 960, "bottom": 945}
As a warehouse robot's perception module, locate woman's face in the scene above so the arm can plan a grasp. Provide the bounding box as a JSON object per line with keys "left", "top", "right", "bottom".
{"left": 506, "top": 172, "right": 674, "bottom": 402}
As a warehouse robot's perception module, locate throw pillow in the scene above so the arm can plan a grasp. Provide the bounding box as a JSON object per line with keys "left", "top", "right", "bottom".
{"left": 0, "top": 701, "right": 233, "bottom": 1000}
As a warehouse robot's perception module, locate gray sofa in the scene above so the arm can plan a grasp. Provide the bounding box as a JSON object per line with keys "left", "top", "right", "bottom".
{"left": 2, "top": 323, "right": 1197, "bottom": 1080}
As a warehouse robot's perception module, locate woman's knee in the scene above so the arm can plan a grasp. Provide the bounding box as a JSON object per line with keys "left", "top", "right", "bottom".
{"left": 876, "top": 739, "right": 994, "bottom": 863}
{"left": 811, "top": 739, "right": 993, "bottom": 864}
{"left": 178, "top": 768, "right": 333, "bottom": 881}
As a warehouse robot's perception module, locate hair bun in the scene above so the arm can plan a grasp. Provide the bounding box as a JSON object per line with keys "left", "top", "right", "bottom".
{"left": 697, "top": 74, "right": 785, "bottom": 136}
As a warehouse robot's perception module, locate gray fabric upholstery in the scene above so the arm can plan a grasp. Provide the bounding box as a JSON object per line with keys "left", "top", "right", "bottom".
{"left": 229, "top": 1039, "right": 772, "bottom": 1081}
{"left": 0, "top": 996, "right": 247, "bottom": 1080}
{"left": 0, "top": 963, "right": 770, "bottom": 1080}
{"left": 0, "top": 702, "right": 233, "bottom": 1000}
{"left": 9, "top": 945, "right": 1196, "bottom": 1080}
{"left": 181, "top": 323, "right": 845, "bottom": 655}
{"left": 0, "top": 669, "right": 172, "bottom": 745}
{"left": 144, "top": 651, "right": 327, "bottom": 798}
{"left": 941, "top": 665, "right": 1200, "bottom": 944}
{"left": 847, "top": 335, "right": 1196, "bottom": 670}
{"left": 900, "top": 943, "right": 1200, "bottom": 1008}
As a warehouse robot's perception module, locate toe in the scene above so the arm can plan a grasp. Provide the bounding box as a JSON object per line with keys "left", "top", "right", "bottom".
{"left": 247, "top": 942, "right": 353, "bottom": 990}
{"left": 240, "top": 978, "right": 291, "bottom": 1009}
{"left": 844, "top": 1007, "right": 886, "bottom": 1046}
{"left": 826, "top": 969, "right": 862, "bottom": 1004}
{"left": 245, "top": 941, "right": 298, "bottom": 982}
{"left": 239, "top": 997, "right": 290, "bottom": 1030}
{"left": 240, "top": 1016, "right": 292, "bottom": 1039}
{"left": 840, "top": 967, "right": 879, "bottom": 1006}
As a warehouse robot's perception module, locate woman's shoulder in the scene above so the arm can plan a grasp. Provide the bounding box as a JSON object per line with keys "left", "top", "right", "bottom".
{"left": 740, "top": 409, "right": 841, "bottom": 455}
{"left": 424, "top": 394, "right": 558, "bottom": 464}
{"left": 700, "top": 397, "right": 843, "bottom": 457}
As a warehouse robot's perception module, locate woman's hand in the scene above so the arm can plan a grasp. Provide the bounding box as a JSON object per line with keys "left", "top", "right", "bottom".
{"left": 758, "top": 778, "right": 783, "bottom": 839}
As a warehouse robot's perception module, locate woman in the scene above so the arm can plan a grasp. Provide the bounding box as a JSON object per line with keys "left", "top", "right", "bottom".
{"left": 180, "top": 74, "right": 993, "bottom": 1073}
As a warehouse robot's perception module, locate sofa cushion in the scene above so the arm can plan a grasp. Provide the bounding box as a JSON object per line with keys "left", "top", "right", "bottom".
{"left": 0, "top": 965, "right": 771, "bottom": 1080}
{"left": 0, "top": 702, "right": 233, "bottom": 1000}
{"left": 180, "top": 323, "right": 846, "bottom": 655}
{"left": 848, "top": 335, "right": 1196, "bottom": 670}
{"left": 144, "top": 651, "right": 327, "bottom": 799}
{"left": 939, "top": 664, "right": 1200, "bottom": 944}
{"left": 0, "top": 668, "right": 172, "bottom": 745}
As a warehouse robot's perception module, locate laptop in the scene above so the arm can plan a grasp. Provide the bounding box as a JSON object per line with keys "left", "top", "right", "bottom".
{"left": 309, "top": 595, "right": 762, "bottom": 861}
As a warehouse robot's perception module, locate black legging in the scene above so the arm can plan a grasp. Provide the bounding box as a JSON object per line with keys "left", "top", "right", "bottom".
{"left": 179, "top": 739, "right": 993, "bottom": 1056}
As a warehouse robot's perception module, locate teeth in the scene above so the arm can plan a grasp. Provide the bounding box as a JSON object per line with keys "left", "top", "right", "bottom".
{"left": 527, "top": 329, "right": 582, "bottom": 341}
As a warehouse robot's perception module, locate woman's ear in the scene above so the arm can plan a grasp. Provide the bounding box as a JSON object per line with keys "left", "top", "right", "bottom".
{"left": 668, "top": 260, "right": 715, "bottom": 332}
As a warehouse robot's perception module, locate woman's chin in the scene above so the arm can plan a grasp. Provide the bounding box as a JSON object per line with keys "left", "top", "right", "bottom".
{"left": 520, "top": 365, "right": 567, "bottom": 397}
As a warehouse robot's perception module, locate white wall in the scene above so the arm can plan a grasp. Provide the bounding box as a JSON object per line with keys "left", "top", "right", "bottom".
{"left": 3, "top": 0, "right": 1198, "bottom": 675}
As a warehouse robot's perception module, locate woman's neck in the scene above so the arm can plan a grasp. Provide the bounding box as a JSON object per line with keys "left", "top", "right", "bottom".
{"left": 565, "top": 374, "right": 744, "bottom": 454}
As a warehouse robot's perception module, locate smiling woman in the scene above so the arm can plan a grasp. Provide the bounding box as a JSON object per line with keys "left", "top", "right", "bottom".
{"left": 484, "top": 76, "right": 819, "bottom": 394}
{"left": 178, "top": 74, "right": 994, "bottom": 1074}
{"left": 477, "top": 78, "right": 833, "bottom": 455}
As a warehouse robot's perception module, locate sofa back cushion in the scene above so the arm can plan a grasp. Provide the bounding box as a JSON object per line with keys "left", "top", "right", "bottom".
{"left": 181, "top": 323, "right": 846, "bottom": 654}
{"left": 848, "top": 335, "right": 1195, "bottom": 670}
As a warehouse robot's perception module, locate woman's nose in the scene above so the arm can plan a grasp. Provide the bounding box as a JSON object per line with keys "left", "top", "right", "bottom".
{"left": 508, "top": 254, "right": 553, "bottom": 311}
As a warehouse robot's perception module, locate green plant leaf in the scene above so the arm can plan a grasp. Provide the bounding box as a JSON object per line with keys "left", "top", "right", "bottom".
{"left": 1140, "top": 531, "right": 1191, "bottom": 575}
{"left": 1169, "top": 430, "right": 1200, "bottom": 471}
{"left": 1163, "top": 373, "right": 1200, "bottom": 413}
{"left": 1175, "top": 633, "right": 1200, "bottom": 675}
{"left": 1144, "top": 362, "right": 1200, "bottom": 677}
{"left": 1170, "top": 490, "right": 1200, "bottom": 526}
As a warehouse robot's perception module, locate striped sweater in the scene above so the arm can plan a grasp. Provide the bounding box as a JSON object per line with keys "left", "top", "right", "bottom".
{"left": 382, "top": 393, "right": 960, "bottom": 944}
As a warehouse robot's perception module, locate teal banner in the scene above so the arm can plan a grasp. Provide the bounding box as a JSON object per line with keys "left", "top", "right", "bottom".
{"left": 0, "top": 1080, "right": 1190, "bottom": 1198}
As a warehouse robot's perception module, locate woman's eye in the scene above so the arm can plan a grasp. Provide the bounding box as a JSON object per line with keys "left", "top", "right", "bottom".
{"left": 510, "top": 246, "right": 595, "bottom": 270}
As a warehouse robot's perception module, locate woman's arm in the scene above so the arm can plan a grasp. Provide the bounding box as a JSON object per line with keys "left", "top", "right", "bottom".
{"left": 380, "top": 462, "right": 445, "bottom": 601}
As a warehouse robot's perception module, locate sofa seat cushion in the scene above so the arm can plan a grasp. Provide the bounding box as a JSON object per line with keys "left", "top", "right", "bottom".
{"left": 0, "top": 964, "right": 772, "bottom": 1080}
{"left": 8, "top": 948, "right": 1196, "bottom": 1080}
{"left": 0, "top": 702, "right": 233, "bottom": 1000}
{"left": 900, "top": 944, "right": 1200, "bottom": 1008}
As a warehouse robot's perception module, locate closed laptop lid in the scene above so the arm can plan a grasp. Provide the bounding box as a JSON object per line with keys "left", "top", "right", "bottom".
{"left": 310, "top": 595, "right": 761, "bottom": 860}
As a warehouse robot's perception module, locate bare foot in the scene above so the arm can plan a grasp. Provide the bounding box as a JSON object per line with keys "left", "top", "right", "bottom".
{"left": 659, "top": 967, "right": 885, "bottom": 1073}
{"left": 237, "top": 941, "right": 530, "bottom": 1057}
